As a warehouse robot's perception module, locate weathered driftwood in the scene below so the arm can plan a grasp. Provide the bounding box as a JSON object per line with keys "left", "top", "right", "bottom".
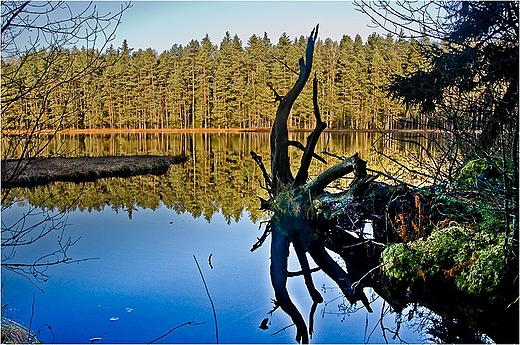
{"left": 1, "top": 154, "right": 188, "bottom": 189}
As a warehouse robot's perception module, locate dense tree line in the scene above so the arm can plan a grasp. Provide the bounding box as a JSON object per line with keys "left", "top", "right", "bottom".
{"left": 2, "top": 32, "right": 432, "bottom": 131}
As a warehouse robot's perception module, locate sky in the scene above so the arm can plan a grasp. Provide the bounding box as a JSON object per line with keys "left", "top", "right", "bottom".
{"left": 93, "top": 1, "right": 386, "bottom": 53}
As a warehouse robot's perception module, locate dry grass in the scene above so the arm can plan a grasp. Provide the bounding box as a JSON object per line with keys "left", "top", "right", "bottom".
{"left": 1, "top": 154, "right": 188, "bottom": 188}
{"left": 1, "top": 318, "right": 40, "bottom": 344}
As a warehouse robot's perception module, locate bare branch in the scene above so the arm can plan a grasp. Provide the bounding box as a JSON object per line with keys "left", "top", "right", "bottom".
{"left": 305, "top": 153, "right": 365, "bottom": 196}
{"left": 250, "top": 150, "right": 272, "bottom": 196}
{"left": 251, "top": 220, "right": 272, "bottom": 252}
{"left": 270, "top": 54, "right": 299, "bottom": 76}
{"left": 193, "top": 255, "right": 218, "bottom": 344}
{"left": 270, "top": 24, "right": 319, "bottom": 191}
{"left": 1, "top": 1, "right": 30, "bottom": 34}
{"left": 294, "top": 75, "right": 327, "bottom": 187}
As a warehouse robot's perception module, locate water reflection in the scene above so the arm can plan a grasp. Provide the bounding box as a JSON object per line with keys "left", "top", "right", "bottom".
{"left": 2, "top": 200, "right": 438, "bottom": 344}
{"left": 2, "top": 132, "right": 461, "bottom": 344}
{"left": 3, "top": 132, "right": 438, "bottom": 218}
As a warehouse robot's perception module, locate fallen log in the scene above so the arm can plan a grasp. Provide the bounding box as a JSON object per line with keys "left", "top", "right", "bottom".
{"left": 1, "top": 154, "right": 188, "bottom": 189}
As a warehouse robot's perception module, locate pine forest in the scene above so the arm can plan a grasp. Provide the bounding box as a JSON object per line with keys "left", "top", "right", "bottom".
{"left": 2, "top": 32, "right": 432, "bottom": 132}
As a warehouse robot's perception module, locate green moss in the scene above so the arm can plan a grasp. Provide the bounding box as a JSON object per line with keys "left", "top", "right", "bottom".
{"left": 454, "top": 156, "right": 515, "bottom": 194}
{"left": 380, "top": 242, "right": 421, "bottom": 282}
{"left": 271, "top": 189, "right": 314, "bottom": 240}
{"left": 381, "top": 226, "right": 513, "bottom": 301}
{"left": 273, "top": 189, "right": 306, "bottom": 217}
{"left": 455, "top": 240, "right": 508, "bottom": 297}
{"left": 478, "top": 206, "right": 506, "bottom": 234}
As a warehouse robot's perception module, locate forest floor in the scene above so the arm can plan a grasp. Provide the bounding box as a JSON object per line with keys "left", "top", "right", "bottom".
{"left": 1, "top": 154, "right": 188, "bottom": 189}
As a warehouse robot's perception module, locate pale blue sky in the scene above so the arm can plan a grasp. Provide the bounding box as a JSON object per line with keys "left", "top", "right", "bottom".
{"left": 99, "top": 1, "right": 385, "bottom": 52}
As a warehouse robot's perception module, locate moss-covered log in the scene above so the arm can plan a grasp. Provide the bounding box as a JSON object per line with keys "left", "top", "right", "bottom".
{"left": 1, "top": 154, "right": 188, "bottom": 189}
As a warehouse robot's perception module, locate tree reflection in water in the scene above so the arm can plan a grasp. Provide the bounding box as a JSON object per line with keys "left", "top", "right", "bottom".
{"left": 3, "top": 131, "right": 517, "bottom": 343}
{"left": 4, "top": 131, "right": 430, "bottom": 221}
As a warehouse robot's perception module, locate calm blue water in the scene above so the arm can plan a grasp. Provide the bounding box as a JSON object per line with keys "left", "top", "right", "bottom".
{"left": 2, "top": 202, "right": 428, "bottom": 344}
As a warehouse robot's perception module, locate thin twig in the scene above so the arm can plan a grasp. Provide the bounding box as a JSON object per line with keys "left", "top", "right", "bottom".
{"left": 271, "top": 323, "right": 294, "bottom": 336}
{"left": 271, "top": 54, "right": 299, "bottom": 76}
{"left": 148, "top": 321, "right": 207, "bottom": 344}
{"left": 351, "top": 264, "right": 384, "bottom": 290}
{"left": 366, "top": 167, "right": 415, "bottom": 189}
{"left": 193, "top": 255, "right": 219, "bottom": 344}
{"left": 341, "top": 240, "right": 386, "bottom": 249}
{"left": 37, "top": 324, "right": 55, "bottom": 343}
{"left": 89, "top": 332, "right": 105, "bottom": 344}
{"left": 366, "top": 300, "right": 385, "bottom": 343}
{"left": 28, "top": 293, "right": 35, "bottom": 341}
{"left": 380, "top": 301, "right": 390, "bottom": 344}
{"left": 208, "top": 253, "right": 213, "bottom": 269}
{"left": 321, "top": 150, "right": 345, "bottom": 161}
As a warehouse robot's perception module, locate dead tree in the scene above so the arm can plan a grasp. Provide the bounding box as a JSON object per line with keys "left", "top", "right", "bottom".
{"left": 252, "top": 25, "right": 377, "bottom": 343}
{"left": 250, "top": 25, "right": 443, "bottom": 343}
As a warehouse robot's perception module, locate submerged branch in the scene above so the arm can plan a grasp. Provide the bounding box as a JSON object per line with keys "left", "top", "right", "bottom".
{"left": 251, "top": 221, "right": 272, "bottom": 252}
{"left": 271, "top": 323, "right": 295, "bottom": 336}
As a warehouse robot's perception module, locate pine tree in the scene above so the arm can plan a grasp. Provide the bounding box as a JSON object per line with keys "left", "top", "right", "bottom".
{"left": 181, "top": 40, "right": 200, "bottom": 128}
{"left": 196, "top": 35, "right": 217, "bottom": 128}
{"left": 2, "top": 29, "right": 423, "bottom": 132}
{"left": 244, "top": 33, "right": 275, "bottom": 128}
{"left": 335, "top": 35, "right": 355, "bottom": 128}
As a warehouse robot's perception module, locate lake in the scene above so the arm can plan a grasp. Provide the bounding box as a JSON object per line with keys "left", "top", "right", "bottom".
{"left": 2, "top": 131, "right": 449, "bottom": 343}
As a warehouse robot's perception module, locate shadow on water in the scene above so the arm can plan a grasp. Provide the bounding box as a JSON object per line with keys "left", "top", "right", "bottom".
{"left": 2, "top": 132, "right": 516, "bottom": 343}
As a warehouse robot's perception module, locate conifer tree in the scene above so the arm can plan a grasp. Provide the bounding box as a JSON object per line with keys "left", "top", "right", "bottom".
{"left": 181, "top": 40, "right": 200, "bottom": 128}
{"left": 196, "top": 35, "right": 217, "bottom": 128}
{"left": 3, "top": 27, "right": 429, "bottom": 132}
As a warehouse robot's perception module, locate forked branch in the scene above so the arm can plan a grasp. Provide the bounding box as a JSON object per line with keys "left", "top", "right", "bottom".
{"left": 271, "top": 24, "right": 319, "bottom": 191}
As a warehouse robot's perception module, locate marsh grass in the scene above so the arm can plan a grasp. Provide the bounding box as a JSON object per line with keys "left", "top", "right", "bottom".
{"left": 1, "top": 318, "right": 40, "bottom": 344}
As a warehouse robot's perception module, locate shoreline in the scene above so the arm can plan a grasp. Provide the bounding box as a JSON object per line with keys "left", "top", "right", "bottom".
{"left": 1, "top": 127, "right": 444, "bottom": 135}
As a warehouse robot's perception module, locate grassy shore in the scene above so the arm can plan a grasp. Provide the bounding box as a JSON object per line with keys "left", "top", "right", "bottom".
{"left": 1, "top": 154, "right": 188, "bottom": 189}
